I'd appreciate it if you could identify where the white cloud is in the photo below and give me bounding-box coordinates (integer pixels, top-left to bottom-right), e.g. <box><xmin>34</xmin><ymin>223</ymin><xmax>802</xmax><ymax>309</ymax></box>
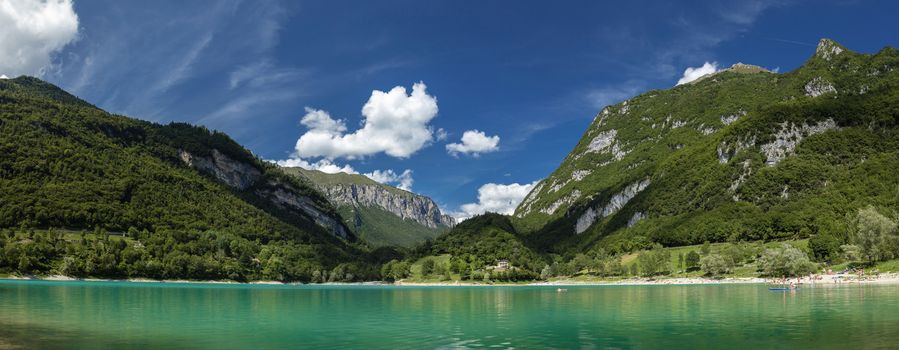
<box><xmin>275</xmin><ymin>158</ymin><xmax>356</xmax><ymax>174</ymax></box>
<box><xmin>300</xmin><ymin>107</ymin><xmax>347</xmax><ymax>135</ymax></box>
<box><xmin>453</xmin><ymin>181</ymin><xmax>538</xmax><ymax>220</ymax></box>
<box><xmin>446</xmin><ymin>130</ymin><xmax>500</xmax><ymax>157</ymax></box>
<box><xmin>0</xmin><ymin>0</ymin><xmax>79</xmax><ymax>77</ymax></box>
<box><xmin>435</xmin><ymin>128</ymin><xmax>448</xmax><ymax>141</ymax></box>
<box><xmin>0</xmin><ymin>75</ymin><xmax>8</xmax><ymax>79</ymax></box>
<box><xmin>676</xmin><ymin>62</ymin><xmax>719</xmax><ymax>85</ymax></box>
<box><xmin>364</xmin><ymin>169</ymin><xmax>413</xmax><ymax>191</ymax></box>
<box><xmin>293</xmin><ymin>82</ymin><xmax>439</xmax><ymax>160</ymax></box>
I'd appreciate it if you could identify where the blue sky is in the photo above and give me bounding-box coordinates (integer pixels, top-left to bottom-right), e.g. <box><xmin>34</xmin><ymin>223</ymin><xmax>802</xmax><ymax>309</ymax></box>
<box><xmin>3</xmin><ymin>0</ymin><xmax>898</xmax><ymax>218</ymax></box>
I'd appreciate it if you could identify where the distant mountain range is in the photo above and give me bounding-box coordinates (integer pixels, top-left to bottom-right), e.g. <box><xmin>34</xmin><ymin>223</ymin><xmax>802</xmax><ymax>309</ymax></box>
<box><xmin>283</xmin><ymin>167</ymin><xmax>454</xmax><ymax>248</ymax></box>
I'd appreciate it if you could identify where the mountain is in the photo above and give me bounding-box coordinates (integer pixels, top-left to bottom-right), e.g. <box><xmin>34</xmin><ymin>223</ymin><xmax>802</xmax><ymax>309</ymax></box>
<box><xmin>0</xmin><ymin>76</ymin><xmax>374</xmax><ymax>282</ymax></box>
<box><xmin>282</xmin><ymin>167</ymin><xmax>455</xmax><ymax>248</ymax></box>
<box><xmin>512</xmin><ymin>38</ymin><xmax>898</xmax><ymax>255</ymax></box>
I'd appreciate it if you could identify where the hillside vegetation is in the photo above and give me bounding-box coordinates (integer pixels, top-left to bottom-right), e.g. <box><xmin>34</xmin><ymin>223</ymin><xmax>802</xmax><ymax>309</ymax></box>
<box><xmin>514</xmin><ymin>39</ymin><xmax>898</xmax><ymax>255</ymax></box>
<box><xmin>405</xmin><ymin>39</ymin><xmax>899</xmax><ymax>282</ymax></box>
<box><xmin>0</xmin><ymin>76</ymin><xmax>377</xmax><ymax>282</ymax></box>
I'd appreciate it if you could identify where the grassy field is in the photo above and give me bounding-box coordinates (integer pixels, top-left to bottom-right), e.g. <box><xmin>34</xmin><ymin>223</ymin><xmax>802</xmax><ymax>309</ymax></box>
<box><xmin>406</xmin><ymin>254</ymin><xmax>456</xmax><ymax>282</ymax></box>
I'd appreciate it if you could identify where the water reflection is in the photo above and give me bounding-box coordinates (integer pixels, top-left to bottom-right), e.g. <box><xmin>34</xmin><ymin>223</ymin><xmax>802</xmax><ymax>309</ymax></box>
<box><xmin>0</xmin><ymin>281</ymin><xmax>898</xmax><ymax>349</ymax></box>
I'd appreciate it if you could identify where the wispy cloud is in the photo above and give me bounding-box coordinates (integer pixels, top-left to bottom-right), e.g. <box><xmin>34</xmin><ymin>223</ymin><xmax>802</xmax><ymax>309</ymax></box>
<box><xmin>591</xmin><ymin>0</ymin><xmax>785</xmax><ymax>86</ymax></box>
<box><xmin>583</xmin><ymin>84</ymin><xmax>643</xmax><ymax>109</ymax></box>
<box><xmin>152</xmin><ymin>33</ymin><xmax>214</xmax><ymax>94</ymax></box>
<box><xmin>50</xmin><ymin>0</ymin><xmax>291</xmax><ymax>122</ymax></box>
<box><xmin>765</xmin><ymin>37</ymin><xmax>817</xmax><ymax>47</ymax></box>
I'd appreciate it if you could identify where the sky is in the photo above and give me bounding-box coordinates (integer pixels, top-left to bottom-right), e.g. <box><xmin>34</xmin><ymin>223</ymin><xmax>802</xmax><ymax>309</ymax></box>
<box><xmin>2</xmin><ymin>0</ymin><xmax>898</xmax><ymax>219</ymax></box>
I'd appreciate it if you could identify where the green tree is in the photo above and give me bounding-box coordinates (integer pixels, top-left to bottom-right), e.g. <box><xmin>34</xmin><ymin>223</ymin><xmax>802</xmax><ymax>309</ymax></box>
<box><xmin>840</xmin><ymin>244</ymin><xmax>863</xmax><ymax>262</ymax></box>
<box><xmin>420</xmin><ymin>258</ymin><xmax>435</xmax><ymax>277</ymax></box>
<box><xmin>638</xmin><ymin>244</ymin><xmax>671</xmax><ymax>276</ymax></box>
<box><xmin>700</xmin><ymin>253</ymin><xmax>732</xmax><ymax>277</ymax></box>
<box><xmin>808</xmin><ymin>234</ymin><xmax>841</xmax><ymax>262</ymax></box>
<box><xmin>850</xmin><ymin>206</ymin><xmax>897</xmax><ymax>263</ymax></box>
<box><xmin>389</xmin><ymin>261</ymin><xmax>411</xmax><ymax>280</ymax></box>
<box><xmin>758</xmin><ymin>244</ymin><xmax>816</xmax><ymax>277</ymax></box>
<box><xmin>700</xmin><ymin>241</ymin><xmax>712</xmax><ymax>255</ymax></box>
<box><xmin>685</xmin><ymin>250</ymin><xmax>701</xmax><ymax>271</ymax></box>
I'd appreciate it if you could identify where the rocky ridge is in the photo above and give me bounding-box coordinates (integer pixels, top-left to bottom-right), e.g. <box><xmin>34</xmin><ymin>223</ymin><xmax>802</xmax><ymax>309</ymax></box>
<box><xmin>179</xmin><ymin>150</ymin><xmax>353</xmax><ymax>240</ymax></box>
<box><xmin>512</xmin><ymin>38</ymin><xmax>899</xmax><ymax>252</ymax></box>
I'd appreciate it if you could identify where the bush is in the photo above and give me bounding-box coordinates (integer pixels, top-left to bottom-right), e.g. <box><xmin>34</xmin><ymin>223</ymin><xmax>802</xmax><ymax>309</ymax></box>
<box><xmin>758</xmin><ymin>244</ymin><xmax>816</xmax><ymax>277</ymax></box>
<box><xmin>700</xmin><ymin>253</ymin><xmax>732</xmax><ymax>277</ymax></box>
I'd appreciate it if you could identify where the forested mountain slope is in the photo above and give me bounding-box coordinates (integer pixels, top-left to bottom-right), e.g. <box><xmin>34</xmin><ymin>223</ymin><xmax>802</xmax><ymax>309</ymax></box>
<box><xmin>513</xmin><ymin>39</ymin><xmax>898</xmax><ymax>255</ymax></box>
<box><xmin>283</xmin><ymin>167</ymin><xmax>454</xmax><ymax>248</ymax></box>
<box><xmin>0</xmin><ymin>76</ymin><xmax>372</xmax><ymax>282</ymax></box>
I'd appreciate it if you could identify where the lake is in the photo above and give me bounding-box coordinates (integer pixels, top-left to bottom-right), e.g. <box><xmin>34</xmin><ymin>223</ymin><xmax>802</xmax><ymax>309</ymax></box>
<box><xmin>1</xmin><ymin>280</ymin><xmax>898</xmax><ymax>349</ymax></box>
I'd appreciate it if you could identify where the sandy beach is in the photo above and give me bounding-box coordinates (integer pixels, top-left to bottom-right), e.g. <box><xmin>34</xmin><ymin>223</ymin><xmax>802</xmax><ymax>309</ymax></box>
<box><xmin>4</xmin><ymin>273</ymin><xmax>899</xmax><ymax>287</ymax></box>
<box><xmin>395</xmin><ymin>272</ymin><xmax>899</xmax><ymax>287</ymax></box>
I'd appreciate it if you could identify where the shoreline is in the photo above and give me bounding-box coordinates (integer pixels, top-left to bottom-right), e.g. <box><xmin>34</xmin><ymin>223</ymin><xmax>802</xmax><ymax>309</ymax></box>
<box><xmin>3</xmin><ymin>273</ymin><xmax>899</xmax><ymax>287</ymax></box>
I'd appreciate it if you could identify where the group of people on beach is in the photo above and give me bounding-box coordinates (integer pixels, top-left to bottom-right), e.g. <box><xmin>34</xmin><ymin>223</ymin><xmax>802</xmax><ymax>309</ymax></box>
<box><xmin>772</xmin><ymin>276</ymin><xmax>801</xmax><ymax>289</ymax></box>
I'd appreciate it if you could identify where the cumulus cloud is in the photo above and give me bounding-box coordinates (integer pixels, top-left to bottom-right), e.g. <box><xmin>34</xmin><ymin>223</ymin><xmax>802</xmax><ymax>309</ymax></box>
<box><xmin>275</xmin><ymin>158</ymin><xmax>356</xmax><ymax>175</ymax></box>
<box><xmin>0</xmin><ymin>0</ymin><xmax>79</xmax><ymax>77</ymax></box>
<box><xmin>364</xmin><ymin>169</ymin><xmax>413</xmax><ymax>191</ymax></box>
<box><xmin>446</xmin><ymin>130</ymin><xmax>500</xmax><ymax>157</ymax></box>
<box><xmin>676</xmin><ymin>62</ymin><xmax>719</xmax><ymax>85</ymax></box>
<box><xmin>293</xmin><ymin>82</ymin><xmax>439</xmax><ymax>160</ymax></box>
<box><xmin>452</xmin><ymin>181</ymin><xmax>538</xmax><ymax>220</ymax></box>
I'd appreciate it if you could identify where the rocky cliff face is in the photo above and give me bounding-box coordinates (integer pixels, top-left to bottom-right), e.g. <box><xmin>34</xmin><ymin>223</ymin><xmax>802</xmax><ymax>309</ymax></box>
<box><xmin>321</xmin><ymin>183</ymin><xmax>455</xmax><ymax>229</ymax></box>
<box><xmin>513</xmin><ymin>38</ymin><xmax>899</xmax><ymax>251</ymax></box>
<box><xmin>178</xmin><ymin>149</ymin><xmax>352</xmax><ymax>240</ymax></box>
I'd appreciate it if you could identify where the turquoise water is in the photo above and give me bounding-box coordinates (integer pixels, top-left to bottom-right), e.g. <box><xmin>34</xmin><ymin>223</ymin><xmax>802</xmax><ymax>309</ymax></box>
<box><xmin>1</xmin><ymin>280</ymin><xmax>898</xmax><ymax>349</ymax></box>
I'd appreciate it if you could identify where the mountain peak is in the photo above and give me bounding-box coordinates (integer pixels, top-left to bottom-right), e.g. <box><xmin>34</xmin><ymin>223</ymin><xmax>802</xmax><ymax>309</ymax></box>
<box><xmin>815</xmin><ymin>38</ymin><xmax>847</xmax><ymax>60</ymax></box>
<box><xmin>726</xmin><ymin>63</ymin><xmax>771</xmax><ymax>74</ymax></box>
<box><xmin>0</xmin><ymin>75</ymin><xmax>94</xmax><ymax>108</ymax></box>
